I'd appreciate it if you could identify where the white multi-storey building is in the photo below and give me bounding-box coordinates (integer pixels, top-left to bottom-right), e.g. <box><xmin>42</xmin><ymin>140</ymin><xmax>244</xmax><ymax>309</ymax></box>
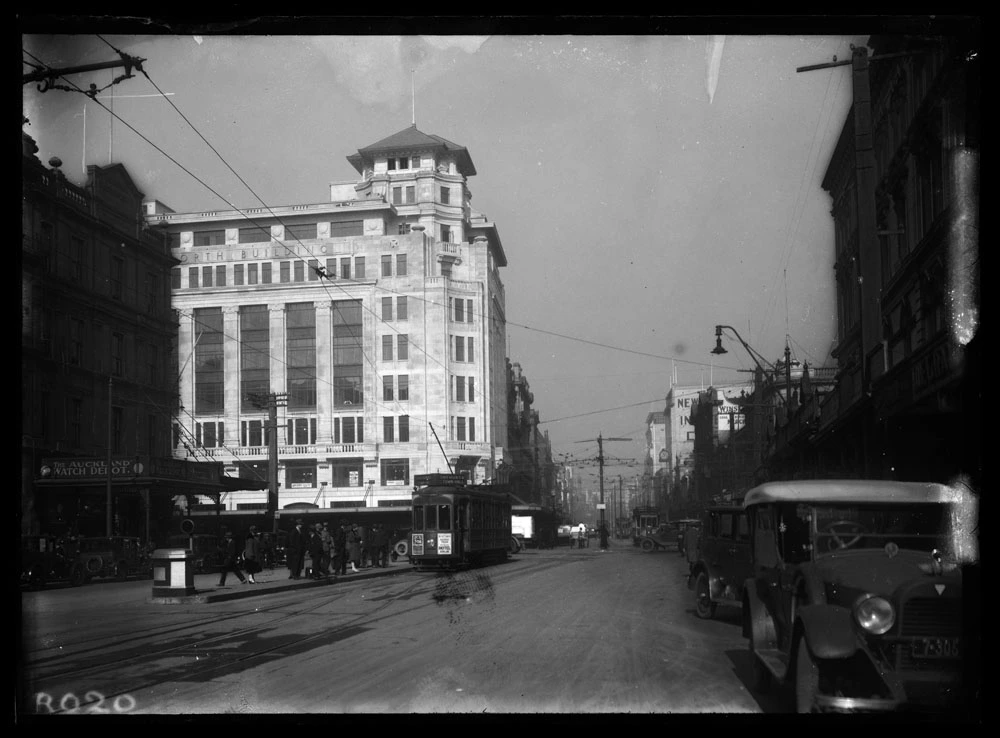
<box><xmin>145</xmin><ymin>125</ymin><xmax>509</xmax><ymax>513</ymax></box>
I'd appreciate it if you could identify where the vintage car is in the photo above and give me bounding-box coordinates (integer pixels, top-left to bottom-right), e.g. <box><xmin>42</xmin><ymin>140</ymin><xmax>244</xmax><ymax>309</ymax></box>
<box><xmin>638</xmin><ymin>522</ymin><xmax>679</xmax><ymax>552</ymax></box>
<box><xmin>741</xmin><ymin>480</ymin><xmax>968</xmax><ymax>714</ymax></box>
<box><xmin>687</xmin><ymin>506</ymin><xmax>751</xmax><ymax>618</ymax></box>
<box><xmin>674</xmin><ymin>518</ymin><xmax>703</xmax><ymax>558</ymax></box>
<box><xmin>71</xmin><ymin>536</ymin><xmax>150</xmax><ymax>585</ymax></box>
<box><xmin>21</xmin><ymin>535</ymin><xmax>77</xmax><ymax>588</ymax></box>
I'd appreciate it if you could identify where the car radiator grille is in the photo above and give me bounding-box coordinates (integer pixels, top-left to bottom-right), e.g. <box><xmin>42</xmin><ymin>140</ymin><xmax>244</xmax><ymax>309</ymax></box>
<box><xmin>893</xmin><ymin>596</ymin><xmax>963</xmax><ymax>673</ymax></box>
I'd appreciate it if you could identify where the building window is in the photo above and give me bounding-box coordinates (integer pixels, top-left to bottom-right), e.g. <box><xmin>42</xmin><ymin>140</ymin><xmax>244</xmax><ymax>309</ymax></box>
<box><xmin>262</xmin><ymin>262</ymin><xmax>272</xmax><ymax>284</ymax></box>
<box><xmin>410</xmin><ymin>156</ymin><xmax>420</xmax><ymax>169</ymax></box>
<box><xmin>398</xmin><ymin>375</ymin><xmax>409</xmax><ymax>401</ymax></box>
<box><xmin>382</xmin><ymin>254</ymin><xmax>392</xmax><ymax>277</ymax></box>
<box><xmin>171</xmin><ymin>267</ymin><xmax>181</xmax><ymax>290</ymax></box>
<box><xmin>382</xmin><ymin>296</ymin><xmax>393</xmax><ymax>321</ymax></box>
<box><xmin>234</xmin><ymin>264</ymin><xmax>245</xmax><ymax>285</ymax></box>
<box><xmin>112</xmin><ymin>407</ymin><xmax>124</xmax><ymax>453</ymax></box>
<box><xmin>188</xmin><ymin>267</ymin><xmax>199</xmax><ymax>288</ymax></box>
<box><xmin>325</xmin><ymin>258</ymin><xmax>337</xmax><ymax>279</ymax></box>
<box><xmin>454</xmin><ymin>335</ymin><xmax>465</xmax><ymax>362</ymax></box>
<box><xmin>396</xmin><ymin>253</ymin><xmax>407</xmax><ymax>276</ymax></box>
<box><xmin>467</xmin><ymin>337</ymin><xmax>474</xmax><ymax>363</ymax></box>
<box><xmin>441</xmin><ymin>224</ymin><xmax>451</xmax><ymax>243</ymax></box>
<box><xmin>294</xmin><ymin>261</ymin><xmax>304</xmax><ymax>282</ymax></box>
<box><xmin>334</xmin><ymin>416</ymin><xmax>364</xmax><ymax>444</ymax></box>
<box><xmin>454</xmin><ymin>299</ymin><xmax>465</xmax><ymax>322</ymax></box>
<box><xmin>354</xmin><ymin>256</ymin><xmax>365</xmax><ymax>279</ymax></box>
<box><xmin>455</xmin><ymin>375</ymin><xmax>465</xmax><ymax>402</ymax></box>
<box><xmin>468</xmin><ymin>377</ymin><xmax>475</xmax><ymax>402</ymax></box>
<box><xmin>329</xmin><ymin>220</ymin><xmax>363</xmax><ymax>238</ymax></box>
<box><xmin>240</xmin><ymin>305</ymin><xmax>270</xmax><ymax>412</ymax></box>
<box><xmin>280</xmin><ymin>261</ymin><xmax>290</xmax><ymax>283</ymax></box>
<box><xmin>202</xmin><ymin>266</ymin><xmax>213</xmax><ymax>288</ymax></box>
<box><xmin>286</xmin><ymin>302</ymin><xmax>316</xmax><ymax>409</ymax></box>
<box><xmin>380</xmin><ymin>458</ymin><xmax>410</xmax><ymax>486</ymax></box>
<box><xmin>405</xmin><ymin>186</ymin><xmax>415</xmax><ymax>204</ymax></box>
<box><xmin>308</xmin><ymin>259</ymin><xmax>319</xmax><ymax>281</ymax></box>
<box><xmin>239</xmin><ymin>226</ymin><xmax>270</xmax><ymax>244</ymax></box>
<box><xmin>110</xmin><ymin>257</ymin><xmax>124</xmax><ymax>299</ymax></box>
<box><xmin>147</xmin><ymin>344</ymin><xmax>158</xmax><ymax>385</ymax></box>
<box><xmin>384</xmin><ymin>416</ymin><xmax>395</xmax><ymax>443</ymax></box>
<box><xmin>392</xmin><ymin>187</ymin><xmax>402</xmax><ymax>205</ymax></box>
<box><xmin>399</xmin><ymin>415</ymin><xmax>410</xmax><ymax>442</ymax></box>
<box><xmin>333</xmin><ymin>300</ymin><xmax>363</xmax><ymax>407</ymax></box>
<box><xmin>70</xmin><ymin>236</ymin><xmax>86</xmax><ymax>282</ymax></box>
<box><xmin>286</xmin><ymin>461</ymin><xmax>317</xmax><ymax>489</ymax></box>
<box><xmin>383</xmin><ymin>375</ymin><xmax>394</xmax><ymax>401</ymax></box>
<box><xmin>70</xmin><ymin>319</ymin><xmax>83</xmax><ymax>366</ymax></box>
<box><xmin>382</xmin><ymin>335</ymin><xmax>393</xmax><ymax>361</ymax></box>
<box><xmin>69</xmin><ymin>398</ymin><xmax>82</xmax><ymax>447</ymax></box>
<box><xmin>398</xmin><ymin>222</ymin><xmax>412</xmax><ymax>235</ymax></box>
<box><xmin>441</xmin><ymin>186</ymin><xmax>450</xmax><ymax>205</ymax></box>
<box><xmin>194</xmin><ymin>308</ymin><xmax>224</xmax><ymax>413</ymax></box>
<box><xmin>215</xmin><ymin>265</ymin><xmax>226</xmax><ymax>287</ymax></box>
<box><xmin>287</xmin><ymin>417</ymin><xmax>316</xmax><ymax>445</ymax></box>
<box><xmin>194</xmin><ymin>230</ymin><xmax>225</xmax><ymax>247</ymax></box>
<box><xmin>248</xmin><ymin>263</ymin><xmax>258</xmax><ymax>285</ymax></box>
<box><xmin>111</xmin><ymin>332</ymin><xmax>124</xmax><ymax>377</ymax></box>
<box><xmin>397</xmin><ymin>296</ymin><xmax>408</xmax><ymax>321</ymax></box>
<box><xmin>397</xmin><ymin>335</ymin><xmax>408</xmax><ymax>361</ymax></box>
<box><xmin>469</xmin><ymin>418</ymin><xmax>475</xmax><ymax>442</ymax></box>
<box><xmin>457</xmin><ymin>417</ymin><xmax>466</xmax><ymax>441</ymax></box>
<box><xmin>285</xmin><ymin>223</ymin><xmax>316</xmax><ymax>241</ymax></box>
<box><xmin>242</xmin><ymin>419</ymin><xmax>264</xmax><ymax>447</ymax></box>
<box><xmin>387</xmin><ymin>158</ymin><xmax>396</xmax><ymax>171</ymax></box>
<box><xmin>330</xmin><ymin>458</ymin><xmax>363</xmax><ymax>486</ymax></box>
<box><xmin>340</xmin><ymin>258</ymin><xmax>351</xmax><ymax>280</ymax></box>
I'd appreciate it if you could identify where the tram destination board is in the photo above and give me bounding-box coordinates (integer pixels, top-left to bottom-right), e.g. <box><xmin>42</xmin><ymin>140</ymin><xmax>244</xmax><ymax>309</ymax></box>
<box><xmin>414</xmin><ymin>474</ymin><xmax>467</xmax><ymax>488</ymax></box>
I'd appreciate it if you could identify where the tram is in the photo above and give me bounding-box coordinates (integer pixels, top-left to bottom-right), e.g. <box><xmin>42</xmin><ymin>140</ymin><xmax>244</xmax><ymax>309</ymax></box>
<box><xmin>409</xmin><ymin>474</ymin><xmax>513</xmax><ymax>571</ymax></box>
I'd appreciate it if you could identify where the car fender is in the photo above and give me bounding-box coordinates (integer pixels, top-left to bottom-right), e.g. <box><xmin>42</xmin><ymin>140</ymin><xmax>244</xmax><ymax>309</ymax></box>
<box><xmin>743</xmin><ymin>578</ymin><xmax>777</xmax><ymax>647</ymax></box>
<box><xmin>797</xmin><ymin>604</ymin><xmax>857</xmax><ymax>659</ymax></box>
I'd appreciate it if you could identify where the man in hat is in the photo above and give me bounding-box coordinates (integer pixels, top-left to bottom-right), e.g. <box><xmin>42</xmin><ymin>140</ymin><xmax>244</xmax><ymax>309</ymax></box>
<box><xmin>218</xmin><ymin>530</ymin><xmax>247</xmax><ymax>586</ymax></box>
<box><xmin>332</xmin><ymin>520</ymin><xmax>348</xmax><ymax>576</ymax></box>
<box><xmin>286</xmin><ymin>518</ymin><xmax>306</xmax><ymax>579</ymax></box>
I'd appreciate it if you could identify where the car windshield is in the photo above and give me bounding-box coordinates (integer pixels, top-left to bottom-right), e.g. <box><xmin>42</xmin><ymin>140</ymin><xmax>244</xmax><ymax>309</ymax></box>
<box><xmin>807</xmin><ymin>503</ymin><xmax>952</xmax><ymax>556</ymax></box>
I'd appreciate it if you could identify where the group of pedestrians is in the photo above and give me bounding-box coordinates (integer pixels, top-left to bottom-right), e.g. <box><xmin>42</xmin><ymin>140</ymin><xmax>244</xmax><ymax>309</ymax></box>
<box><xmin>284</xmin><ymin>519</ymin><xmax>394</xmax><ymax>580</ymax></box>
<box><xmin>217</xmin><ymin>525</ymin><xmax>265</xmax><ymax>586</ymax></box>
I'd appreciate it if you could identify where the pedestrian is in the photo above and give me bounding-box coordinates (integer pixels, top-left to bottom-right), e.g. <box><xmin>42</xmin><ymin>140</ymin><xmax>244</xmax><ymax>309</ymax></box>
<box><xmin>346</xmin><ymin>523</ymin><xmax>362</xmax><ymax>573</ymax></box>
<box><xmin>218</xmin><ymin>530</ymin><xmax>247</xmax><ymax>586</ymax></box>
<box><xmin>308</xmin><ymin>523</ymin><xmax>325</xmax><ymax>579</ymax></box>
<box><xmin>372</xmin><ymin>523</ymin><xmax>389</xmax><ymax>567</ymax></box>
<box><xmin>320</xmin><ymin>523</ymin><xmax>333</xmax><ymax>574</ymax></box>
<box><xmin>243</xmin><ymin>526</ymin><xmax>262</xmax><ymax>584</ymax></box>
<box><xmin>333</xmin><ymin>520</ymin><xmax>348</xmax><ymax>575</ymax></box>
<box><xmin>286</xmin><ymin>519</ymin><xmax>306</xmax><ymax>579</ymax></box>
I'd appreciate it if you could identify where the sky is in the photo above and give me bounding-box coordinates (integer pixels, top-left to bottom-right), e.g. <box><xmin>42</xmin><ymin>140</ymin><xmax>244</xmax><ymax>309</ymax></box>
<box><xmin>22</xmin><ymin>24</ymin><xmax>875</xmax><ymax>491</ymax></box>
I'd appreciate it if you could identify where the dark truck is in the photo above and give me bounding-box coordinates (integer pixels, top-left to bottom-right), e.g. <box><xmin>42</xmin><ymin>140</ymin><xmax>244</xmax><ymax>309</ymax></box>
<box><xmin>687</xmin><ymin>506</ymin><xmax>751</xmax><ymax>619</ymax></box>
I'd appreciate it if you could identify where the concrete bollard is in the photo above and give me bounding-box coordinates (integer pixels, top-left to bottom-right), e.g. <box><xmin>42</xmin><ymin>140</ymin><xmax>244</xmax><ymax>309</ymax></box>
<box><xmin>151</xmin><ymin>548</ymin><xmax>195</xmax><ymax>597</ymax></box>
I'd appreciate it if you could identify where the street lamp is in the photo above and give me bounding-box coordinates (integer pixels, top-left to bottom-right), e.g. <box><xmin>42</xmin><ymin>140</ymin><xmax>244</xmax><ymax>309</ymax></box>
<box><xmin>711</xmin><ymin>325</ymin><xmax>776</xmax><ymax>377</ymax></box>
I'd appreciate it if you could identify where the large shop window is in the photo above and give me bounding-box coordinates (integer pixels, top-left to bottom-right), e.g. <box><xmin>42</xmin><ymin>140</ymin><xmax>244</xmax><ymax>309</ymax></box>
<box><xmin>286</xmin><ymin>461</ymin><xmax>317</xmax><ymax>489</ymax></box>
<box><xmin>380</xmin><ymin>458</ymin><xmax>410</xmax><ymax>486</ymax></box>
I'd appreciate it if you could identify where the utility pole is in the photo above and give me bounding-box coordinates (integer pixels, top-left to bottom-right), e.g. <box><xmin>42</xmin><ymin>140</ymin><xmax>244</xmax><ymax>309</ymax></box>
<box><xmin>577</xmin><ymin>433</ymin><xmax>631</xmax><ymax>550</ymax></box>
<box><xmin>106</xmin><ymin>377</ymin><xmax>113</xmax><ymax>537</ymax></box>
<box><xmin>251</xmin><ymin>392</ymin><xmax>287</xmax><ymax>535</ymax></box>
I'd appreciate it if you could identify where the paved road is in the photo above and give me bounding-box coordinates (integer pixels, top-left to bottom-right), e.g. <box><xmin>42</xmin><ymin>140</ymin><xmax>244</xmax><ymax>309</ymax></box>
<box><xmin>20</xmin><ymin>537</ymin><xmax>787</xmax><ymax>715</ymax></box>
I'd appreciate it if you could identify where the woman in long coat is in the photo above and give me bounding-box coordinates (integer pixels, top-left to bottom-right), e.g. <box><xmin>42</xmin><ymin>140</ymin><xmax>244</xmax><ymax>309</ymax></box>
<box><xmin>243</xmin><ymin>526</ymin><xmax>262</xmax><ymax>584</ymax></box>
<box><xmin>346</xmin><ymin>523</ymin><xmax>362</xmax><ymax>573</ymax></box>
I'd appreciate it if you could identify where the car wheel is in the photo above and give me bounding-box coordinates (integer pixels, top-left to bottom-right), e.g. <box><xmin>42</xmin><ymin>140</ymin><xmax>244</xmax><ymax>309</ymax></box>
<box><xmin>694</xmin><ymin>572</ymin><xmax>717</xmax><ymax>619</ymax></box>
<box><xmin>70</xmin><ymin>565</ymin><xmax>86</xmax><ymax>587</ymax></box>
<box><xmin>85</xmin><ymin>556</ymin><xmax>103</xmax><ymax>574</ymax></box>
<box><xmin>795</xmin><ymin>638</ymin><xmax>820</xmax><ymax>714</ymax></box>
<box><xmin>394</xmin><ymin>540</ymin><xmax>409</xmax><ymax>558</ymax></box>
<box><xmin>640</xmin><ymin>539</ymin><xmax>655</xmax><ymax>552</ymax></box>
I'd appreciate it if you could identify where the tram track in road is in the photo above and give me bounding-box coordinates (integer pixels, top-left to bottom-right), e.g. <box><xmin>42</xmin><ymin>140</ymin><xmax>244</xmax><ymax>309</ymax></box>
<box><xmin>26</xmin><ymin>574</ymin><xmax>438</xmax><ymax>713</ymax></box>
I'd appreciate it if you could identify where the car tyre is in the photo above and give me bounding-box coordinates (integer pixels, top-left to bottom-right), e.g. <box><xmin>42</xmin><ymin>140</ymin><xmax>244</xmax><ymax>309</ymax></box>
<box><xmin>640</xmin><ymin>538</ymin><xmax>655</xmax><ymax>552</ymax></box>
<box><xmin>694</xmin><ymin>572</ymin><xmax>717</xmax><ymax>619</ymax></box>
<box><xmin>394</xmin><ymin>540</ymin><xmax>409</xmax><ymax>558</ymax></box>
<box><xmin>794</xmin><ymin>637</ymin><xmax>820</xmax><ymax>714</ymax></box>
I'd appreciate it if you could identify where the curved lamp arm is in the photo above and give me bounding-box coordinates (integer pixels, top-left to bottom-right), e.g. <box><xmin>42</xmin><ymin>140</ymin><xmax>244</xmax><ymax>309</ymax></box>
<box><xmin>711</xmin><ymin>325</ymin><xmax>776</xmax><ymax>377</ymax></box>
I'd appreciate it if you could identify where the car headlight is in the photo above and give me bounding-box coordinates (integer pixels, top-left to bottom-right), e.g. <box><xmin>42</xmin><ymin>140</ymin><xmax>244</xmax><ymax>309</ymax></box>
<box><xmin>854</xmin><ymin>595</ymin><xmax>895</xmax><ymax>635</ymax></box>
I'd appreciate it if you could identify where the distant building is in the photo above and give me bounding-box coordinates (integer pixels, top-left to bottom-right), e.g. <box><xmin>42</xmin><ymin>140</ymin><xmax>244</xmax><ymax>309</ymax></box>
<box><xmin>148</xmin><ymin>125</ymin><xmax>511</xmax><ymax>513</ymax></box>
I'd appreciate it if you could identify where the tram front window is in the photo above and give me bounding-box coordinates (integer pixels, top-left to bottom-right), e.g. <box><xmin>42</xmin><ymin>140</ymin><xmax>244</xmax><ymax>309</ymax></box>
<box><xmin>413</xmin><ymin>504</ymin><xmax>424</xmax><ymax>529</ymax></box>
<box><xmin>438</xmin><ymin>505</ymin><xmax>452</xmax><ymax>531</ymax></box>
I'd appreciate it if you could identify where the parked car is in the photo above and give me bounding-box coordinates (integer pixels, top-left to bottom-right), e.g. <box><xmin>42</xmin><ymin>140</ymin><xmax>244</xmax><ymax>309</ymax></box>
<box><xmin>20</xmin><ymin>535</ymin><xmax>77</xmax><ymax>588</ymax></box>
<box><xmin>687</xmin><ymin>506</ymin><xmax>751</xmax><ymax>619</ymax></box>
<box><xmin>638</xmin><ymin>522</ymin><xmax>678</xmax><ymax>552</ymax></box>
<box><xmin>741</xmin><ymin>480</ymin><xmax>967</xmax><ymax>714</ymax></box>
<box><xmin>70</xmin><ymin>536</ymin><xmax>150</xmax><ymax>585</ymax></box>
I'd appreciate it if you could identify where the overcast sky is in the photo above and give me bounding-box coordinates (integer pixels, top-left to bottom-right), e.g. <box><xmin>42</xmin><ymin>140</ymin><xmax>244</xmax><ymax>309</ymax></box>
<box><xmin>23</xmin><ymin>26</ymin><xmax>875</xmax><ymax>487</ymax></box>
